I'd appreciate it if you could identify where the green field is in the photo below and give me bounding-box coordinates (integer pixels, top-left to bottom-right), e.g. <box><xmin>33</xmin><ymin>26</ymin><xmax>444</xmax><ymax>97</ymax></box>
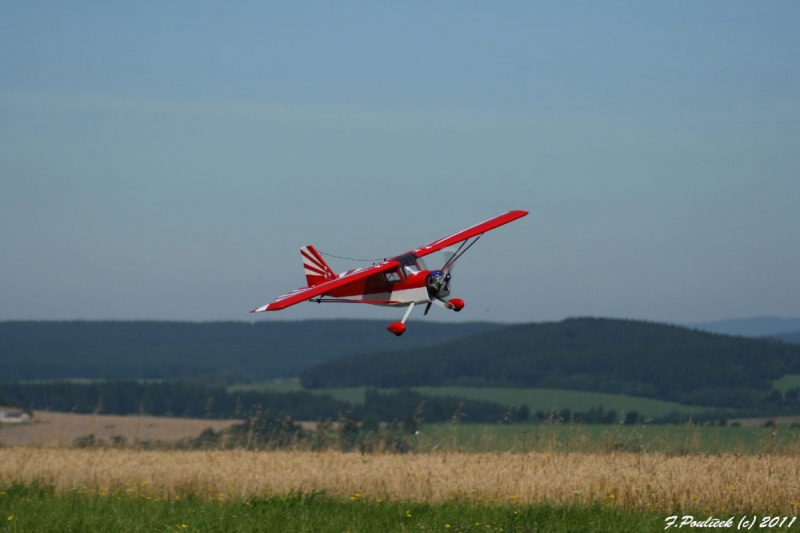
<box><xmin>231</xmin><ymin>379</ymin><xmax>710</xmax><ymax>418</ymax></box>
<box><xmin>773</xmin><ymin>374</ymin><xmax>800</xmax><ymax>393</ymax></box>
<box><xmin>413</xmin><ymin>422</ymin><xmax>800</xmax><ymax>455</ymax></box>
<box><xmin>0</xmin><ymin>484</ymin><xmax>728</xmax><ymax>533</ymax></box>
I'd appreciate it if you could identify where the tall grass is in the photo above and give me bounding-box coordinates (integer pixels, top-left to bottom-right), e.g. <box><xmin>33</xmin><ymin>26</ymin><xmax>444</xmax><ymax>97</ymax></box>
<box><xmin>2</xmin><ymin>447</ymin><xmax>799</xmax><ymax>514</ymax></box>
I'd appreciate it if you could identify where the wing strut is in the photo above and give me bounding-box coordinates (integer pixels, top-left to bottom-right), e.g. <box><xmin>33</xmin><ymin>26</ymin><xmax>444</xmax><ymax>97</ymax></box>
<box><xmin>442</xmin><ymin>234</ymin><xmax>482</xmax><ymax>272</ymax></box>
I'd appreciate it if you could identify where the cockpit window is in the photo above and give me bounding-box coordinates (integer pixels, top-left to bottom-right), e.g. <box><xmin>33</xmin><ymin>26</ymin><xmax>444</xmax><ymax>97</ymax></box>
<box><xmin>404</xmin><ymin>264</ymin><xmax>420</xmax><ymax>275</ymax></box>
<box><xmin>404</xmin><ymin>257</ymin><xmax>428</xmax><ymax>276</ymax></box>
<box><xmin>385</xmin><ymin>271</ymin><xmax>401</xmax><ymax>284</ymax></box>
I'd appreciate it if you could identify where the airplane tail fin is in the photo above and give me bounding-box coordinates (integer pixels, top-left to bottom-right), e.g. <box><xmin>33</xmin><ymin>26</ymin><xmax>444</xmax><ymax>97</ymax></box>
<box><xmin>301</xmin><ymin>245</ymin><xmax>337</xmax><ymax>287</ymax></box>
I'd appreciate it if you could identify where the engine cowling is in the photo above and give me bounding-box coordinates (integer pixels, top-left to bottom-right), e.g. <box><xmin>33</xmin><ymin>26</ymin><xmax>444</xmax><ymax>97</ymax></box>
<box><xmin>426</xmin><ymin>270</ymin><xmax>451</xmax><ymax>299</ymax></box>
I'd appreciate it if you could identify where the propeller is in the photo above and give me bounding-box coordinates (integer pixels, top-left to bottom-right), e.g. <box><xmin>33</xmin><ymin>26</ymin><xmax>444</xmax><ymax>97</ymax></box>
<box><xmin>425</xmin><ymin>247</ymin><xmax>458</xmax><ymax>316</ymax></box>
<box><xmin>425</xmin><ymin>298</ymin><xmax>454</xmax><ymax>315</ymax></box>
<box><xmin>441</xmin><ymin>246</ymin><xmax>460</xmax><ymax>292</ymax></box>
<box><xmin>441</xmin><ymin>246</ymin><xmax>458</xmax><ymax>273</ymax></box>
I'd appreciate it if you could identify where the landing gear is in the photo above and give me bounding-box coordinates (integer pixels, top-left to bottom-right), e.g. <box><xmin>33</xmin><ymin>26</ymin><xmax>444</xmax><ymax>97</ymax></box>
<box><xmin>386</xmin><ymin>302</ymin><xmax>416</xmax><ymax>336</ymax></box>
<box><xmin>448</xmin><ymin>298</ymin><xmax>465</xmax><ymax>312</ymax></box>
<box><xmin>387</xmin><ymin>298</ymin><xmax>466</xmax><ymax>336</ymax></box>
<box><xmin>387</xmin><ymin>322</ymin><xmax>406</xmax><ymax>336</ymax></box>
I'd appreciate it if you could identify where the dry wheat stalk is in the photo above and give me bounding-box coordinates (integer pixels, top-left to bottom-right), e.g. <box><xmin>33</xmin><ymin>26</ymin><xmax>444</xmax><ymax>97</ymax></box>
<box><xmin>1</xmin><ymin>448</ymin><xmax>799</xmax><ymax>514</ymax></box>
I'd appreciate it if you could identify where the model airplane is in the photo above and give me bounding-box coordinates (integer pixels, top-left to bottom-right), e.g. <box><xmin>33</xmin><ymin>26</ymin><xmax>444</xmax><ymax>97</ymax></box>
<box><xmin>251</xmin><ymin>210</ymin><xmax>528</xmax><ymax>335</ymax></box>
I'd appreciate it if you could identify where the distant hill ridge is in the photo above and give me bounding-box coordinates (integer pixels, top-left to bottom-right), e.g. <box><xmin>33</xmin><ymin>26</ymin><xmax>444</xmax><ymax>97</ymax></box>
<box><xmin>686</xmin><ymin>316</ymin><xmax>800</xmax><ymax>338</ymax></box>
<box><xmin>300</xmin><ymin>317</ymin><xmax>800</xmax><ymax>407</ymax></box>
<box><xmin>773</xmin><ymin>332</ymin><xmax>800</xmax><ymax>344</ymax></box>
<box><xmin>0</xmin><ymin>320</ymin><xmax>501</xmax><ymax>381</ymax></box>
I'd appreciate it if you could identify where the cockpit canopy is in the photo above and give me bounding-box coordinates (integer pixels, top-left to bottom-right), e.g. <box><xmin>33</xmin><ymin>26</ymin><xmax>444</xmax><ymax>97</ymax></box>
<box><xmin>396</xmin><ymin>252</ymin><xmax>428</xmax><ymax>275</ymax></box>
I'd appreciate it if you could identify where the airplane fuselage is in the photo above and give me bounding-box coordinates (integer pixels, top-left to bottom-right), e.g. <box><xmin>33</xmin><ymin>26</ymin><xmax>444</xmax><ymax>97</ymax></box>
<box><xmin>326</xmin><ymin>256</ymin><xmax>437</xmax><ymax>307</ymax></box>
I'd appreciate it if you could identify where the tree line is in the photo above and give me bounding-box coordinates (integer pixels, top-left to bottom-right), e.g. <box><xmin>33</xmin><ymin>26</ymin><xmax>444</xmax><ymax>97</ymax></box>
<box><xmin>0</xmin><ymin>380</ymin><xmax>522</xmax><ymax>424</ymax></box>
<box><xmin>0</xmin><ymin>379</ymin><xmax>760</xmax><ymax>426</ymax></box>
<box><xmin>0</xmin><ymin>380</ymin><xmax>800</xmax><ymax>426</ymax></box>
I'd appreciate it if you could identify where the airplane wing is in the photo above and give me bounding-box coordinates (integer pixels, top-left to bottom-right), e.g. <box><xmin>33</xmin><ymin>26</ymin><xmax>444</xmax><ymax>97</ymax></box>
<box><xmin>407</xmin><ymin>210</ymin><xmax>528</xmax><ymax>260</ymax></box>
<box><xmin>251</xmin><ymin>259</ymin><xmax>401</xmax><ymax>312</ymax></box>
<box><xmin>253</xmin><ymin>210</ymin><xmax>527</xmax><ymax>312</ymax></box>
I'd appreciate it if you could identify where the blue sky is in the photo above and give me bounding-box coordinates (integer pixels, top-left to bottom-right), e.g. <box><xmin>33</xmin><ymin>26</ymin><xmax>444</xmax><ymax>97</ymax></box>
<box><xmin>1</xmin><ymin>2</ymin><xmax>798</xmax><ymax>323</ymax></box>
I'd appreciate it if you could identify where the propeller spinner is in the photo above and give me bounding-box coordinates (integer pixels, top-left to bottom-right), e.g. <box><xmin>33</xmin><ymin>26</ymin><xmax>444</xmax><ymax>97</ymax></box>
<box><xmin>424</xmin><ymin>248</ymin><xmax>460</xmax><ymax>315</ymax></box>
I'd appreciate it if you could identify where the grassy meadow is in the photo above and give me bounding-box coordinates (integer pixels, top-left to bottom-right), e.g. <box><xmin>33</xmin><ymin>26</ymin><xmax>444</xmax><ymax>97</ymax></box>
<box><xmin>2</xmin><ymin>447</ymin><xmax>800</xmax><ymax>532</ymax></box>
<box><xmin>4</xmin><ymin>391</ymin><xmax>800</xmax><ymax>532</ymax></box>
<box><xmin>3</xmin><ymin>421</ymin><xmax>800</xmax><ymax>532</ymax></box>
<box><xmin>0</xmin><ymin>484</ymin><xmax>671</xmax><ymax>533</ymax></box>
<box><xmin>3</xmin><ymin>447</ymin><xmax>800</xmax><ymax>512</ymax></box>
<box><xmin>774</xmin><ymin>374</ymin><xmax>800</xmax><ymax>393</ymax></box>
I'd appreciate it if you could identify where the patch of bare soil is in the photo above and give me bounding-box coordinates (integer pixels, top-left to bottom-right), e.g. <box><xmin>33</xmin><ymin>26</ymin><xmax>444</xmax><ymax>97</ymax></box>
<box><xmin>0</xmin><ymin>408</ymin><xmax>237</xmax><ymax>447</ymax></box>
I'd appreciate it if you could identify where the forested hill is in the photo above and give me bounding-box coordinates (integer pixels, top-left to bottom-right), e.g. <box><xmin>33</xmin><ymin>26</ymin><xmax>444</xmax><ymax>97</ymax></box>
<box><xmin>300</xmin><ymin>318</ymin><xmax>800</xmax><ymax>407</ymax></box>
<box><xmin>773</xmin><ymin>331</ymin><xmax>800</xmax><ymax>344</ymax></box>
<box><xmin>0</xmin><ymin>320</ymin><xmax>501</xmax><ymax>381</ymax></box>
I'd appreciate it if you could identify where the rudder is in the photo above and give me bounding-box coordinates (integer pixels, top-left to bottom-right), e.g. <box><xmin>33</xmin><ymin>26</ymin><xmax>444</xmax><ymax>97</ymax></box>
<box><xmin>301</xmin><ymin>245</ymin><xmax>336</xmax><ymax>286</ymax></box>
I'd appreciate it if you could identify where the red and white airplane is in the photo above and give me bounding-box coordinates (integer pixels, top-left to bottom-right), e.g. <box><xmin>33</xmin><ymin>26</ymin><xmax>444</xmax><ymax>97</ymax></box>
<box><xmin>251</xmin><ymin>210</ymin><xmax>528</xmax><ymax>335</ymax></box>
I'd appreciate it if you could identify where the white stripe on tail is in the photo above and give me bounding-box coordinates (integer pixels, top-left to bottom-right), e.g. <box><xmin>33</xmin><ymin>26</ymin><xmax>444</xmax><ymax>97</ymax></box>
<box><xmin>301</xmin><ymin>245</ymin><xmax>336</xmax><ymax>287</ymax></box>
